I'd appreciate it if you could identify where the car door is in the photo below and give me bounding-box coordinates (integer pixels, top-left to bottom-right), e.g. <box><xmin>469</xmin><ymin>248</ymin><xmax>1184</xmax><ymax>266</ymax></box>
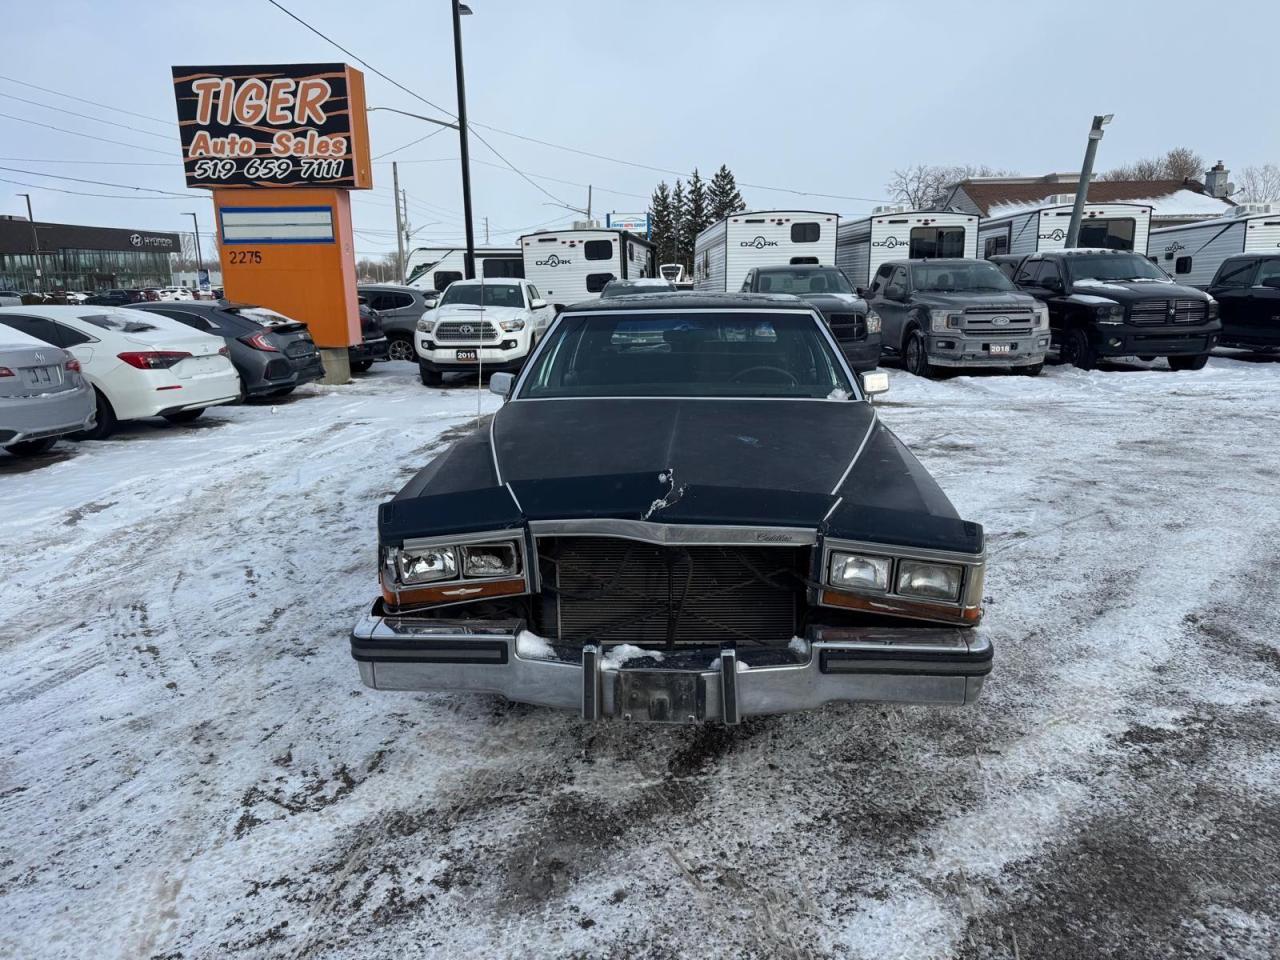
<box><xmin>1246</xmin><ymin>258</ymin><xmax>1280</xmax><ymax>345</ymax></box>
<box><xmin>1208</xmin><ymin>258</ymin><xmax>1257</xmax><ymax>343</ymax></box>
<box><xmin>875</xmin><ymin>265</ymin><xmax>911</xmax><ymax>352</ymax></box>
<box><xmin>524</xmin><ymin>283</ymin><xmax>551</xmax><ymax>337</ymax></box>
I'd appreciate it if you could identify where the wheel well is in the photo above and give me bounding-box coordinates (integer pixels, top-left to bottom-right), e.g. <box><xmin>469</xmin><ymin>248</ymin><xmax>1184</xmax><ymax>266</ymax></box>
<box><xmin>901</xmin><ymin>316</ymin><xmax>923</xmax><ymax>353</ymax></box>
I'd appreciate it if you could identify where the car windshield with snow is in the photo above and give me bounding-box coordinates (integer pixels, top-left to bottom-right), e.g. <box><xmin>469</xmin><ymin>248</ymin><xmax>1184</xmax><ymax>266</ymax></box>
<box><xmin>352</xmin><ymin>292</ymin><xmax>991</xmax><ymax>724</ymax></box>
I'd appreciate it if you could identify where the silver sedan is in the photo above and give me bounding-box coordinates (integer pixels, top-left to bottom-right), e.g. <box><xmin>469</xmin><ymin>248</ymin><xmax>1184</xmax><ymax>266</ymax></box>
<box><xmin>0</xmin><ymin>328</ymin><xmax>95</xmax><ymax>456</ymax></box>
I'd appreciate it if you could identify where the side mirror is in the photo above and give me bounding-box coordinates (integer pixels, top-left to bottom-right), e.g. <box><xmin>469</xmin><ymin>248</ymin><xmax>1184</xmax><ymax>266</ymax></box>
<box><xmin>488</xmin><ymin>371</ymin><xmax>515</xmax><ymax>399</ymax></box>
<box><xmin>855</xmin><ymin>286</ymin><xmax>868</xmax><ymax>298</ymax></box>
<box><xmin>1042</xmin><ymin>277</ymin><xmax>1063</xmax><ymax>292</ymax></box>
<box><xmin>424</xmin><ymin>298</ymin><xmax>438</xmax><ymax>309</ymax></box>
<box><xmin>884</xmin><ymin>284</ymin><xmax>905</xmax><ymax>301</ymax></box>
<box><xmin>860</xmin><ymin>370</ymin><xmax>890</xmax><ymax>398</ymax></box>
<box><xmin>530</xmin><ymin>298</ymin><xmax>548</xmax><ymax>309</ymax></box>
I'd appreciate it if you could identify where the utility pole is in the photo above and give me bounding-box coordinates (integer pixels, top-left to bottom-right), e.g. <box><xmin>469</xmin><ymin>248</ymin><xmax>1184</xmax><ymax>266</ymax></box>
<box><xmin>452</xmin><ymin>0</ymin><xmax>477</xmax><ymax>279</ymax></box>
<box><xmin>484</xmin><ymin>216</ymin><xmax>489</xmax><ymax>245</ymax></box>
<box><xmin>182</xmin><ymin>211</ymin><xmax>205</xmax><ymax>295</ymax></box>
<box><xmin>392</xmin><ymin>161</ymin><xmax>406</xmax><ymax>283</ymax></box>
<box><xmin>1065</xmin><ymin>114</ymin><xmax>1114</xmax><ymax>249</ymax></box>
<box><xmin>587</xmin><ymin>184</ymin><xmax>592</xmax><ymax>224</ymax></box>
<box><xmin>18</xmin><ymin>193</ymin><xmax>40</xmax><ymax>292</ymax></box>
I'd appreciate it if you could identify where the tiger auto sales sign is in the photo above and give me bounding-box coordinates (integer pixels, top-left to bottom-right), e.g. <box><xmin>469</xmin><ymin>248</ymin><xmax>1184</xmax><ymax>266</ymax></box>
<box><xmin>171</xmin><ymin>63</ymin><xmax>373</xmax><ymax>189</ymax></box>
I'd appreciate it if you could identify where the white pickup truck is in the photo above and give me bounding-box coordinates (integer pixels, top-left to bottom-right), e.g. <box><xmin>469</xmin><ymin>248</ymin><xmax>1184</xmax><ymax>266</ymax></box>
<box><xmin>414</xmin><ymin>278</ymin><xmax>554</xmax><ymax>386</ymax></box>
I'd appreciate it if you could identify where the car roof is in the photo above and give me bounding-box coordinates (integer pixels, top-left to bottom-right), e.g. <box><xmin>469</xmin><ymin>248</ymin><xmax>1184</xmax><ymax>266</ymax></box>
<box><xmin>357</xmin><ymin>283</ymin><xmax>422</xmax><ymax>292</ymax></box>
<box><xmin>445</xmin><ymin>278</ymin><xmax>524</xmax><ymax>286</ymax></box>
<box><xmin>755</xmin><ymin>264</ymin><xmax>838</xmax><ymax>272</ymax></box>
<box><xmin>562</xmin><ymin>292</ymin><xmax>808</xmax><ymax>314</ymax></box>
<box><xmin>880</xmin><ymin>258</ymin><xmax>985</xmax><ymax>268</ymax></box>
<box><xmin>1031</xmin><ymin>248</ymin><xmax>1133</xmax><ymax>258</ymax></box>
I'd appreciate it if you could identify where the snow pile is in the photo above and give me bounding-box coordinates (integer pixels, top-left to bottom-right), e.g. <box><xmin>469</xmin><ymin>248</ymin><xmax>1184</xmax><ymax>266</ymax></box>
<box><xmin>515</xmin><ymin>630</ymin><xmax>556</xmax><ymax>660</ymax></box>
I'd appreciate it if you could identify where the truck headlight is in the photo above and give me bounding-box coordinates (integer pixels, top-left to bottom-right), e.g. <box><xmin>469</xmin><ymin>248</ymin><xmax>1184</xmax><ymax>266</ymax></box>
<box><xmin>1095</xmin><ymin>304</ymin><xmax>1124</xmax><ymax>324</ymax></box>
<box><xmin>929</xmin><ymin>309</ymin><xmax>950</xmax><ymax>332</ymax></box>
<box><xmin>416</xmin><ymin>317</ymin><xmax>435</xmax><ymax>333</ymax></box>
<box><xmin>828</xmin><ymin>551</ymin><xmax>891</xmax><ymax>592</ymax></box>
<box><xmin>865</xmin><ymin>310</ymin><xmax>882</xmax><ymax>334</ymax></box>
<box><xmin>396</xmin><ymin>545</ymin><xmax>457</xmax><ymax>584</ymax></box>
<box><xmin>499</xmin><ymin>317</ymin><xmax>527</xmax><ymax>332</ymax></box>
<box><xmin>1207</xmin><ymin>300</ymin><xmax>1219</xmax><ymax>321</ymax></box>
<box><xmin>896</xmin><ymin>560</ymin><xmax>963</xmax><ymax>601</ymax></box>
<box><xmin>461</xmin><ymin>541</ymin><xmax>522</xmax><ymax>578</ymax></box>
<box><xmin>1036</xmin><ymin>305</ymin><xmax>1050</xmax><ymax>329</ymax></box>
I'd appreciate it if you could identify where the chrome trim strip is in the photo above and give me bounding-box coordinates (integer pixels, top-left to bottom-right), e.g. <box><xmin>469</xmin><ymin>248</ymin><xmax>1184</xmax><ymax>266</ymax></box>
<box><xmin>489</xmin><ymin>414</ymin><xmax>502</xmax><ymax>484</ymax></box>
<box><xmin>826</xmin><ymin>410</ymin><xmax>879</xmax><ymax>502</ymax></box>
<box><xmin>528</xmin><ymin>518</ymin><xmax>817</xmax><ymax>546</ymax></box>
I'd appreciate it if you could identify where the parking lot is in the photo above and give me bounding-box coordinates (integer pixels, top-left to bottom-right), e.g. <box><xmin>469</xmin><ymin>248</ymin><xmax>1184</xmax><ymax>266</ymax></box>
<box><xmin>1</xmin><ymin>353</ymin><xmax>1277</xmax><ymax>959</ymax></box>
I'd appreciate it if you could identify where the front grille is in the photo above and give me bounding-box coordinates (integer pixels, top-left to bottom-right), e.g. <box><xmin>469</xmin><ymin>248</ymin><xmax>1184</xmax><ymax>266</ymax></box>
<box><xmin>1129</xmin><ymin>300</ymin><xmax>1169</xmax><ymax>324</ymax></box>
<box><xmin>962</xmin><ymin>315</ymin><xmax>1035</xmax><ymax>336</ymax></box>
<box><xmin>1173</xmin><ymin>299</ymin><xmax>1207</xmax><ymax>323</ymax></box>
<box><xmin>435</xmin><ymin>320</ymin><xmax>499</xmax><ymax>343</ymax></box>
<box><xmin>827</xmin><ymin>312</ymin><xmax>866</xmax><ymax>340</ymax></box>
<box><xmin>536</xmin><ymin>537</ymin><xmax>807</xmax><ymax>646</ymax></box>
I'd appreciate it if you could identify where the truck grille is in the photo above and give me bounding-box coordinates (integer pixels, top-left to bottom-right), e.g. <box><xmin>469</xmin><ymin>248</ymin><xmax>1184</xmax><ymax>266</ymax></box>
<box><xmin>1173</xmin><ymin>299</ymin><xmax>1207</xmax><ymax>323</ymax></box>
<box><xmin>827</xmin><ymin>312</ymin><xmax>866</xmax><ymax>341</ymax></box>
<box><xmin>1129</xmin><ymin>301</ymin><xmax>1170</xmax><ymax>324</ymax></box>
<box><xmin>435</xmin><ymin>320</ymin><xmax>499</xmax><ymax>343</ymax></box>
<box><xmin>962</xmin><ymin>311</ymin><xmax>1036</xmax><ymax>336</ymax></box>
<box><xmin>536</xmin><ymin>537</ymin><xmax>807</xmax><ymax>647</ymax></box>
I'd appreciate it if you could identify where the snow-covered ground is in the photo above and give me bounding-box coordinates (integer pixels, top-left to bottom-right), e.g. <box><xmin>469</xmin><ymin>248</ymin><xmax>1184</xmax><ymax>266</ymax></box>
<box><xmin>3</xmin><ymin>354</ymin><xmax>1279</xmax><ymax>960</ymax></box>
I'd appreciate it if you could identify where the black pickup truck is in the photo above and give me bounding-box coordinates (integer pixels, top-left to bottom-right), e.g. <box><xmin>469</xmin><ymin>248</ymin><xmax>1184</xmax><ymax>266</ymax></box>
<box><xmin>1206</xmin><ymin>254</ymin><xmax>1280</xmax><ymax>351</ymax></box>
<box><xmin>1007</xmin><ymin>249</ymin><xmax>1220</xmax><ymax>370</ymax></box>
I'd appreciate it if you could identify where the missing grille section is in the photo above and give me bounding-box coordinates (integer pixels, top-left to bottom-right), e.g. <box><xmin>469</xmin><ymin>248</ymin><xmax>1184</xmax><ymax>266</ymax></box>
<box><xmin>536</xmin><ymin>536</ymin><xmax>808</xmax><ymax>647</ymax></box>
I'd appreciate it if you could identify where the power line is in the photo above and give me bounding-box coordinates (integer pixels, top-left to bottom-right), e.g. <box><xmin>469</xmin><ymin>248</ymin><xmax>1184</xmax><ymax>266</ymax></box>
<box><xmin>0</xmin><ymin>92</ymin><xmax>175</xmax><ymax>142</ymax></box>
<box><xmin>373</xmin><ymin>125</ymin><xmax>447</xmax><ymax>160</ymax></box>
<box><xmin>0</xmin><ymin>165</ymin><xmax>192</xmax><ymax>197</ymax></box>
<box><xmin>0</xmin><ymin>73</ymin><xmax>172</xmax><ymax>127</ymax></box>
<box><xmin>0</xmin><ymin>112</ymin><xmax>173</xmax><ymax>156</ymax></box>
<box><xmin>0</xmin><ymin>175</ymin><xmax>187</xmax><ymax>201</ymax></box>
<box><xmin>0</xmin><ymin>157</ymin><xmax>173</xmax><ymax>166</ymax></box>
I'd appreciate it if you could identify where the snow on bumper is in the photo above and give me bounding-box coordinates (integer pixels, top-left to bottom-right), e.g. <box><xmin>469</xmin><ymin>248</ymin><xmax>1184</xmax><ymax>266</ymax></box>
<box><xmin>350</xmin><ymin>611</ymin><xmax>992</xmax><ymax>723</ymax></box>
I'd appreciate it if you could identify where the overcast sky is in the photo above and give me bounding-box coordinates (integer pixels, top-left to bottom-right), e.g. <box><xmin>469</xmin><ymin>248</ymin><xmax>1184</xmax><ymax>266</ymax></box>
<box><xmin>3</xmin><ymin>0</ymin><xmax>1276</xmax><ymax>262</ymax></box>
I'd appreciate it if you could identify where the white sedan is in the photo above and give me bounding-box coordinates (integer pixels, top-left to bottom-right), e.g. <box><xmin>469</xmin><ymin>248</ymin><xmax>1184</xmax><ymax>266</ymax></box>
<box><xmin>0</xmin><ymin>306</ymin><xmax>240</xmax><ymax>438</ymax></box>
<box><xmin>159</xmin><ymin>287</ymin><xmax>195</xmax><ymax>302</ymax></box>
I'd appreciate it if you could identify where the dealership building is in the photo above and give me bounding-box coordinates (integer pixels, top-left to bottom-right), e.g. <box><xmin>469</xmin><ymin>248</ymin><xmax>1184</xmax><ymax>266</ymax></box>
<box><xmin>0</xmin><ymin>216</ymin><xmax>179</xmax><ymax>293</ymax></box>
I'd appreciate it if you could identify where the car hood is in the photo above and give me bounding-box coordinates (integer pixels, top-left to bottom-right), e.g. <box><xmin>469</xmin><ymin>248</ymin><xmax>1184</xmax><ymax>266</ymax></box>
<box><xmin>911</xmin><ymin>290</ymin><xmax>1038</xmax><ymax>311</ymax></box>
<box><xmin>1067</xmin><ymin>279</ymin><xmax>1209</xmax><ymax>303</ymax></box>
<box><xmin>431</xmin><ymin>304</ymin><xmax>525</xmax><ymax>321</ymax></box>
<box><xmin>796</xmin><ymin>292</ymin><xmax>868</xmax><ymax>316</ymax></box>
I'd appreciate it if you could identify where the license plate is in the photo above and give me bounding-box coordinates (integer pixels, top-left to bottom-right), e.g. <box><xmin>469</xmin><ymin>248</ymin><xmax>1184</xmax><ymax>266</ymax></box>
<box><xmin>615</xmin><ymin>669</ymin><xmax>705</xmax><ymax>723</ymax></box>
<box><xmin>988</xmin><ymin>343</ymin><xmax>1013</xmax><ymax>354</ymax></box>
<box><xmin>24</xmin><ymin>366</ymin><xmax>54</xmax><ymax>385</ymax></box>
<box><xmin>455</xmin><ymin>349</ymin><xmax>478</xmax><ymax>362</ymax></box>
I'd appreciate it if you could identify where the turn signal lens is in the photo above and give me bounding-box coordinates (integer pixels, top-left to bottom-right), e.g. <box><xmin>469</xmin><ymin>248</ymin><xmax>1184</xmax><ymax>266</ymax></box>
<box><xmin>239</xmin><ymin>332</ymin><xmax>279</xmax><ymax>352</ymax></box>
<box><xmin>461</xmin><ymin>542</ymin><xmax>521</xmax><ymax>578</ymax></box>
<box><xmin>896</xmin><ymin>560</ymin><xmax>963</xmax><ymax>601</ymax></box>
<box><xmin>828</xmin><ymin>551</ymin><xmax>891</xmax><ymax>592</ymax></box>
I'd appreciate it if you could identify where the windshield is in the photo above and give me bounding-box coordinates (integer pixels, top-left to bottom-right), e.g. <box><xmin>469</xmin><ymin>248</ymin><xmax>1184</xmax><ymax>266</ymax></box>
<box><xmin>756</xmin><ymin>268</ymin><xmax>854</xmax><ymax>296</ymax></box>
<box><xmin>519</xmin><ymin>311</ymin><xmax>855</xmax><ymax>400</ymax></box>
<box><xmin>439</xmin><ymin>283</ymin><xmax>525</xmax><ymax>308</ymax></box>
<box><xmin>1066</xmin><ymin>254</ymin><xmax>1170</xmax><ymax>283</ymax></box>
<box><xmin>911</xmin><ymin>262</ymin><xmax>1014</xmax><ymax>292</ymax></box>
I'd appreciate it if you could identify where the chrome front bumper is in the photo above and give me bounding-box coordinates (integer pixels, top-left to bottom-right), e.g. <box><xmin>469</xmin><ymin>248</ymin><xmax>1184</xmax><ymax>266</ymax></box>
<box><xmin>350</xmin><ymin>612</ymin><xmax>992</xmax><ymax>724</ymax></box>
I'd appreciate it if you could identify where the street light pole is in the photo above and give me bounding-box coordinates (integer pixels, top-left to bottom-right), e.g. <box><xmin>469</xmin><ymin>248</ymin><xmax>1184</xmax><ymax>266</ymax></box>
<box><xmin>1065</xmin><ymin>114</ymin><xmax>1114</xmax><ymax>249</ymax></box>
<box><xmin>18</xmin><ymin>193</ymin><xmax>40</xmax><ymax>292</ymax></box>
<box><xmin>182</xmin><ymin>211</ymin><xmax>205</xmax><ymax>294</ymax></box>
<box><xmin>452</xmin><ymin>1</ymin><xmax>477</xmax><ymax>280</ymax></box>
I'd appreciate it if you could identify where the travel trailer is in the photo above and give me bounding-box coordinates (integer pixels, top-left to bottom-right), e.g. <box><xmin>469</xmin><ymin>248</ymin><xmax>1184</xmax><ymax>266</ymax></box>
<box><xmin>978</xmin><ymin>199</ymin><xmax>1152</xmax><ymax>260</ymax></box>
<box><xmin>1148</xmin><ymin>205</ymin><xmax>1280</xmax><ymax>288</ymax></box>
<box><xmin>693</xmin><ymin>210</ymin><xmax>838</xmax><ymax>291</ymax></box>
<box><xmin>519</xmin><ymin>228</ymin><xmax>654</xmax><ymax>307</ymax></box>
<box><xmin>404</xmin><ymin>246</ymin><xmax>523</xmax><ymax>291</ymax></box>
<box><xmin>835</xmin><ymin>208</ymin><xmax>979</xmax><ymax>288</ymax></box>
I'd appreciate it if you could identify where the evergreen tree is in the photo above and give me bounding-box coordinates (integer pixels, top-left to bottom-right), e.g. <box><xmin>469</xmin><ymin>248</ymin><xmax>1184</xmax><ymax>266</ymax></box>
<box><xmin>680</xmin><ymin>168</ymin><xmax>708</xmax><ymax>271</ymax></box>
<box><xmin>708</xmin><ymin>164</ymin><xmax>746</xmax><ymax>221</ymax></box>
<box><xmin>669</xmin><ymin>179</ymin><xmax>687</xmax><ymax>267</ymax></box>
<box><xmin>648</xmin><ymin>181</ymin><xmax>674</xmax><ymax>266</ymax></box>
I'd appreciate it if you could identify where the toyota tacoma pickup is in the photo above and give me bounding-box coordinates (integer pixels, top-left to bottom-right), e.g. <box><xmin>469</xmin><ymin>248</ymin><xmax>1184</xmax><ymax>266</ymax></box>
<box><xmin>415</xmin><ymin>278</ymin><xmax>553</xmax><ymax>386</ymax></box>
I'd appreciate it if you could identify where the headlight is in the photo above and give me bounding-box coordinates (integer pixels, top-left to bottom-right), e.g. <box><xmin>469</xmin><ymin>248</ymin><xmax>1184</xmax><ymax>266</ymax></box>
<box><xmin>1208</xmin><ymin>300</ymin><xmax>1219</xmax><ymax>321</ymax></box>
<box><xmin>396</xmin><ymin>545</ymin><xmax>457</xmax><ymax>584</ymax></box>
<box><xmin>416</xmin><ymin>317</ymin><xmax>435</xmax><ymax>333</ymax></box>
<box><xmin>865</xmin><ymin>310</ymin><xmax>882</xmax><ymax>334</ymax></box>
<box><xmin>828</xmin><ymin>551</ymin><xmax>891</xmax><ymax>592</ymax></box>
<box><xmin>929</xmin><ymin>309</ymin><xmax>949</xmax><ymax>332</ymax></box>
<box><xmin>1036</xmin><ymin>305</ymin><xmax>1050</xmax><ymax>329</ymax></box>
<box><xmin>461</xmin><ymin>542</ymin><xmax>521</xmax><ymax>578</ymax></box>
<box><xmin>1095</xmin><ymin>303</ymin><xmax>1124</xmax><ymax>323</ymax></box>
<box><xmin>896</xmin><ymin>560</ymin><xmax>963</xmax><ymax>601</ymax></box>
<box><xmin>499</xmin><ymin>317</ymin><xmax>527</xmax><ymax>332</ymax></box>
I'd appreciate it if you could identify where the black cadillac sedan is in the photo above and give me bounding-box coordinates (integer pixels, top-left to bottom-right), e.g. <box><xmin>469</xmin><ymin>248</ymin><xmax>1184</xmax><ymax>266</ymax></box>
<box><xmin>136</xmin><ymin>301</ymin><xmax>325</xmax><ymax>399</ymax></box>
<box><xmin>351</xmin><ymin>293</ymin><xmax>991</xmax><ymax>724</ymax></box>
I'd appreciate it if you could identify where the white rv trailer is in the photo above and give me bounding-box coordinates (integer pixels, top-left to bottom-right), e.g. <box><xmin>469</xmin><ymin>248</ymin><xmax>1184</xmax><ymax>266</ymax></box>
<box><xmin>1148</xmin><ymin>205</ymin><xmax>1280</xmax><ymax>288</ymax></box>
<box><xmin>693</xmin><ymin>210</ymin><xmax>839</xmax><ymax>291</ymax></box>
<box><xmin>835</xmin><ymin>208</ymin><xmax>979</xmax><ymax>288</ymax></box>
<box><xmin>978</xmin><ymin>198</ymin><xmax>1152</xmax><ymax>260</ymax></box>
<box><xmin>404</xmin><ymin>246</ymin><xmax>523</xmax><ymax>291</ymax></box>
<box><xmin>519</xmin><ymin>228</ymin><xmax>655</xmax><ymax>307</ymax></box>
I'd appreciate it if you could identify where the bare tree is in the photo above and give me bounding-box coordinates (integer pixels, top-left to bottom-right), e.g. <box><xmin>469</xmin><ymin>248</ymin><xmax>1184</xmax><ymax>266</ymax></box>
<box><xmin>886</xmin><ymin>163</ymin><xmax>1016</xmax><ymax>208</ymax></box>
<box><xmin>1235</xmin><ymin>164</ymin><xmax>1280</xmax><ymax>203</ymax></box>
<box><xmin>1100</xmin><ymin>147</ymin><xmax>1205</xmax><ymax>182</ymax></box>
